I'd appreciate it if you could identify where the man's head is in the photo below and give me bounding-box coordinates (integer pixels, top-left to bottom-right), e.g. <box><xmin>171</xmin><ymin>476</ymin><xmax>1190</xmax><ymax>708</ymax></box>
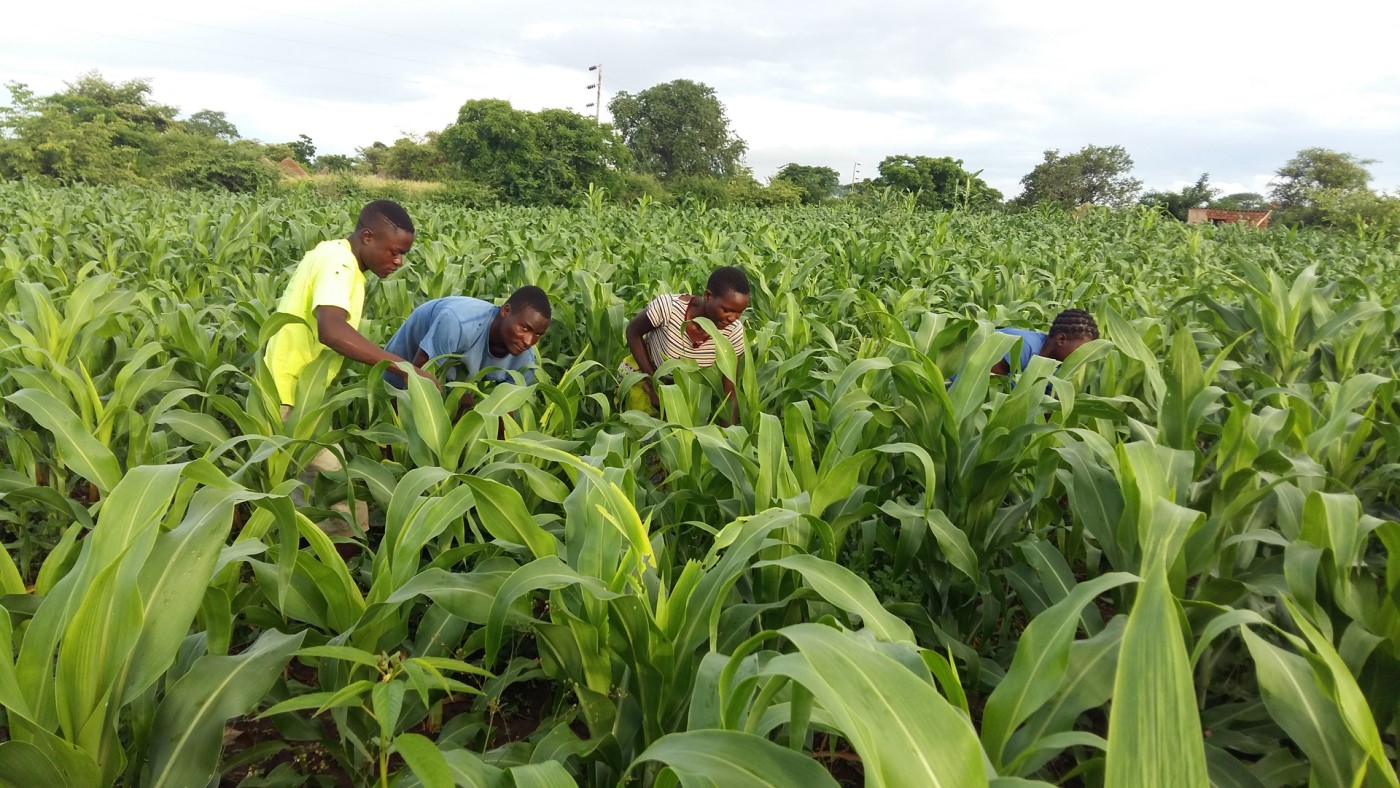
<box><xmin>493</xmin><ymin>286</ymin><xmax>552</xmax><ymax>357</ymax></box>
<box><xmin>702</xmin><ymin>266</ymin><xmax>751</xmax><ymax>330</ymax></box>
<box><xmin>352</xmin><ymin>200</ymin><xmax>414</xmax><ymax>278</ymax></box>
<box><xmin>1043</xmin><ymin>308</ymin><xmax>1099</xmax><ymax>361</ymax></box>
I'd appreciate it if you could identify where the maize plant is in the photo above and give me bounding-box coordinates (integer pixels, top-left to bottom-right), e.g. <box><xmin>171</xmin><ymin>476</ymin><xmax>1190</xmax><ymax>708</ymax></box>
<box><xmin>1</xmin><ymin>180</ymin><xmax>1399</xmax><ymax>787</ymax></box>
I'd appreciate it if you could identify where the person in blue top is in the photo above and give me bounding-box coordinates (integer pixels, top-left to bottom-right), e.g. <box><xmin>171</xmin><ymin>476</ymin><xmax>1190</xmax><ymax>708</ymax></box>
<box><xmin>383</xmin><ymin>286</ymin><xmax>551</xmax><ymax>396</ymax></box>
<box><xmin>991</xmin><ymin>308</ymin><xmax>1099</xmax><ymax>376</ymax></box>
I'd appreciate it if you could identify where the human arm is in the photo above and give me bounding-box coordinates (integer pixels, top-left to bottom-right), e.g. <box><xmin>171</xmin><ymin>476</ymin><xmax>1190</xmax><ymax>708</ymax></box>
<box><xmin>624</xmin><ymin>308</ymin><xmax>661</xmax><ymax>409</ymax></box>
<box><xmin>990</xmin><ymin>358</ymin><xmax>1010</xmax><ymax>376</ymax></box>
<box><xmin>316</xmin><ymin>306</ymin><xmax>439</xmax><ymax>388</ymax></box>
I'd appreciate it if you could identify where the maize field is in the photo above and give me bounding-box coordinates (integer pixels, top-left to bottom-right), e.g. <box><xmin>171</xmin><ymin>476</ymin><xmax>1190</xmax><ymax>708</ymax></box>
<box><xmin>1</xmin><ymin>180</ymin><xmax>1398</xmax><ymax>787</ymax></box>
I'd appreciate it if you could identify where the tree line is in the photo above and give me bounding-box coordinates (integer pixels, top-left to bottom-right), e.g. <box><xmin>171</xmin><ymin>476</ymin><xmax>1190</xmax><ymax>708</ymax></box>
<box><xmin>2</xmin><ymin>71</ymin><xmax>1395</xmax><ymax>231</ymax></box>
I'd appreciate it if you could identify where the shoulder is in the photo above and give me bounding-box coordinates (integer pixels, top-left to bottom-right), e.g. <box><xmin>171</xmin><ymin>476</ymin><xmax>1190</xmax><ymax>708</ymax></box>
<box><xmin>651</xmin><ymin>293</ymin><xmax>687</xmax><ymax>312</ymax></box>
<box><xmin>310</xmin><ymin>239</ymin><xmax>355</xmax><ymax>266</ymax></box>
<box><xmin>436</xmin><ymin>297</ymin><xmax>495</xmax><ymax>320</ymax></box>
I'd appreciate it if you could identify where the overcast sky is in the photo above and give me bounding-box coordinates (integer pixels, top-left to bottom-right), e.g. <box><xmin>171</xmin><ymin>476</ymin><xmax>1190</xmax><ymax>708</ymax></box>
<box><xmin>4</xmin><ymin>0</ymin><xmax>1398</xmax><ymax>197</ymax></box>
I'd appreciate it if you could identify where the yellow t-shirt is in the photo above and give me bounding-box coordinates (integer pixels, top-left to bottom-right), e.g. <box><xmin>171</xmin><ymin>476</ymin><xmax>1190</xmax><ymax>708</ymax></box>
<box><xmin>265</xmin><ymin>239</ymin><xmax>365</xmax><ymax>405</ymax></box>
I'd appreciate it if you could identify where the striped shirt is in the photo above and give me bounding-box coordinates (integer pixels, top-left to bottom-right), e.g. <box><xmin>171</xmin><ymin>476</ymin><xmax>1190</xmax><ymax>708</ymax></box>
<box><xmin>642</xmin><ymin>294</ymin><xmax>746</xmax><ymax>369</ymax></box>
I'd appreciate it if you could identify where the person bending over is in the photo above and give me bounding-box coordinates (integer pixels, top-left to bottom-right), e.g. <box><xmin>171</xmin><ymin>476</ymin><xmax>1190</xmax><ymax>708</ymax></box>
<box><xmin>991</xmin><ymin>308</ymin><xmax>1099</xmax><ymax>376</ymax></box>
<box><xmin>621</xmin><ymin>266</ymin><xmax>750</xmax><ymax>426</ymax></box>
<box><xmin>382</xmin><ymin>286</ymin><xmax>551</xmax><ymax>399</ymax></box>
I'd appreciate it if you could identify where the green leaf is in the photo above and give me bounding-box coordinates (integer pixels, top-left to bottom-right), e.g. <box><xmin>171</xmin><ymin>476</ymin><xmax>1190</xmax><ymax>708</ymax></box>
<box><xmin>631</xmin><ymin>730</ymin><xmax>839</xmax><ymax>787</ymax></box>
<box><xmin>1104</xmin><ymin>567</ymin><xmax>1206</xmax><ymax>787</ymax></box>
<box><xmin>754</xmin><ymin>554</ymin><xmax>914</xmax><ymax>643</ymax></box>
<box><xmin>982</xmin><ymin>572</ymin><xmax>1139</xmax><ymax>769</ymax></box>
<box><xmin>145</xmin><ymin>628</ymin><xmax>305</xmax><ymax>788</ymax></box>
<box><xmin>763</xmin><ymin>623</ymin><xmax>990</xmax><ymax>787</ymax></box>
<box><xmin>395</xmin><ymin>733</ymin><xmax>454</xmax><ymax>788</ymax></box>
<box><xmin>462</xmin><ymin>475</ymin><xmax>558</xmax><ymax>558</ymax></box>
<box><xmin>6</xmin><ymin>388</ymin><xmax>122</xmax><ymax>492</ymax></box>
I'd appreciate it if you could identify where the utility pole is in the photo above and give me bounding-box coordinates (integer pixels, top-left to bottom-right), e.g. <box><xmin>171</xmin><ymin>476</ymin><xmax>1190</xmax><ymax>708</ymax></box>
<box><xmin>586</xmin><ymin>64</ymin><xmax>603</xmax><ymax>123</ymax></box>
<box><xmin>851</xmin><ymin>162</ymin><xmax>861</xmax><ymax>186</ymax></box>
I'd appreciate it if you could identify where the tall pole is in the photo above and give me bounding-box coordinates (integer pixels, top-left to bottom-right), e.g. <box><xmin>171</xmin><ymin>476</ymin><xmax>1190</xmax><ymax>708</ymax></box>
<box><xmin>586</xmin><ymin>64</ymin><xmax>603</xmax><ymax>123</ymax></box>
<box><xmin>852</xmin><ymin>162</ymin><xmax>861</xmax><ymax>186</ymax></box>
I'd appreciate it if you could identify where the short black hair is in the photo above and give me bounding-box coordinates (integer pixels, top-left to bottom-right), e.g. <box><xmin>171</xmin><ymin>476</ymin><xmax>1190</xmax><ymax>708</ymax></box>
<box><xmin>506</xmin><ymin>285</ymin><xmax>551</xmax><ymax>319</ymax></box>
<box><xmin>356</xmin><ymin>200</ymin><xmax>414</xmax><ymax>235</ymax></box>
<box><xmin>1049</xmin><ymin>308</ymin><xmax>1099</xmax><ymax>340</ymax></box>
<box><xmin>706</xmin><ymin>266</ymin><xmax>750</xmax><ymax>298</ymax></box>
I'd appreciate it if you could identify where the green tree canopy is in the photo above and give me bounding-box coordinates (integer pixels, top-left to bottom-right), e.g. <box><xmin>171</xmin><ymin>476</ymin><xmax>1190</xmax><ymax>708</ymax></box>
<box><xmin>1270</xmin><ymin>147</ymin><xmax>1374</xmax><ymax>208</ymax></box>
<box><xmin>185</xmin><ymin>109</ymin><xmax>239</xmax><ymax>141</ymax></box>
<box><xmin>1211</xmin><ymin>192</ymin><xmax>1270</xmax><ymax>211</ymax></box>
<box><xmin>437</xmin><ymin>99</ymin><xmax>629</xmax><ymax>205</ymax></box>
<box><xmin>1139</xmin><ymin>173</ymin><xmax>1219</xmax><ymax>221</ymax></box>
<box><xmin>608</xmin><ymin>79</ymin><xmax>746</xmax><ymax>180</ymax></box>
<box><xmin>0</xmin><ymin>73</ymin><xmax>272</xmax><ymax>189</ymax></box>
<box><xmin>288</xmin><ymin>134</ymin><xmax>316</xmax><ymax>166</ymax></box>
<box><xmin>773</xmin><ymin>163</ymin><xmax>840</xmax><ymax>205</ymax></box>
<box><xmin>358</xmin><ymin>133</ymin><xmax>447</xmax><ymax>180</ymax></box>
<box><xmin>1015</xmin><ymin>144</ymin><xmax>1142</xmax><ymax>209</ymax></box>
<box><xmin>873</xmin><ymin>155</ymin><xmax>1003</xmax><ymax>211</ymax></box>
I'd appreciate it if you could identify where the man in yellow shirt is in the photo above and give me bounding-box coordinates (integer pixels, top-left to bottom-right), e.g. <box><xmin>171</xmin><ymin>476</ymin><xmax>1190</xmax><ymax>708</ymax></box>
<box><xmin>265</xmin><ymin>199</ymin><xmax>433</xmax><ymax>536</ymax></box>
<box><xmin>266</xmin><ymin>199</ymin><xmax>432</xmax><ymax>405</ymax></box>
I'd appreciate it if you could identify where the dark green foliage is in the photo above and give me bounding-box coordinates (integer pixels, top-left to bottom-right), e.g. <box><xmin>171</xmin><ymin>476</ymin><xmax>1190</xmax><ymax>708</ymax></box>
<box><xmin>1211</xmin><ymin>192</ymin><xmax>1270</xmax><ymax>211</ymax></box>
<box><xmin>437</xmin><ymin>99</ymin><xmax>629</xmax><ymax>206</ymax></box>
<box><xmin>288</xmin><ymin>134</ymin><xmax>316</xmax><ymax>166</ymax></box>
<box><xmin>773</xmin><ymin>163</ymin><xmax>841</xmax><ymax>205</ymax></box>
<box><xmin>0</xmin><ymin>74</ymin><xmax>273</xmax><ymax>192</ymax></box>
<box><xmin>609</xmin><ymin>79</ymin><xmax>746</xmax><ymax>180</ymax></box>
<box><xmin>184</xmin><ymin>109</ymin><xmax>239</xmax><ymax>141</ymax></box>
<box><xmin>1271</xmin><ymin>147</ymin><xmax>1376</xmax><ymax>225</ymax></box>
<box><xmin>873</xmin><ymin>155</ymin><xmax>1003</xmax><ymax>211</ymax></box>
<box><xmin>1140</xmin><ymin>173</ymin><xmax>1219</xmax><ymax>221</ymax></box>
<box><xmin>1015</xmin><ymin>144</ymin><xmax>1142</xmax><ymax>209</ymax></box>
<box><xmin>367</xmin><ymin>134</ymin><xmax>447</xmax><ymax>181</ymax></box>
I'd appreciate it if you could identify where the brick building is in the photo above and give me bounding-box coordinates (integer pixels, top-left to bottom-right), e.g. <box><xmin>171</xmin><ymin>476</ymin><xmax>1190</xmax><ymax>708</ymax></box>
<box><xmin>1186</xmin><ymin>208</ymin><xmax>1272</xmax><ymax>228</ymax></box>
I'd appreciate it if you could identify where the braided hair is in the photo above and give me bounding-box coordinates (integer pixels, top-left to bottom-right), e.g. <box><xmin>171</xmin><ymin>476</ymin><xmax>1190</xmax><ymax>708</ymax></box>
<box><xmin>1049</xmin><ymin>309</ymin><xmax>1098</xmax><ymax>340</ymax></box>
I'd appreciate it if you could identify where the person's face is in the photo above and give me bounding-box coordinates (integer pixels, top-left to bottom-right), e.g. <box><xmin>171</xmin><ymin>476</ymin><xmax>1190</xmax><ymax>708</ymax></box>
<box><xmin>704</xmin><ymin>289</ymin><xmax>750</xmax><ymax>330</ymax></box>
<box><xmin>358</xmin><ymin>225</ymin><xmax>413</xmax><ymax>278</ymax></box>
<box><xmin>499</xmin><ymin>305</ymin><xmax>550</xmax><ymax>356</ymax></box>
<box><xmin>1046</xmin><ymin>334</ymin><xmax>1092</xmax><ymax>362</ymax></box>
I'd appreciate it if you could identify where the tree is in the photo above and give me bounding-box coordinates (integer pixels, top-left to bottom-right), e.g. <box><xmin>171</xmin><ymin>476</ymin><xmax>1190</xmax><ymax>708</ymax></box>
<box><xmin>0</xmin><ymin>74</ymin><xmax>176</xmax><ymax>183</ymax></box>
<box><xmin>1139</xmin><ymin>172</ymin><xmax>1219</xmax><ymax>221</ymax></box>
<box><xmin>1015</xmin><ymin>144</ymin><xmax>1142</xmax><ymax>209</ymax></box>
<box><xmin>772</xmin><ymin>163</ymin><xmax>840</xmax><ymax>205</ymax></box>
<box><xmin>288</xmin><ymin>134</ymin><xmax>316</xmax><ymax>166</ymax></box>
<box><xmin>1270</xmin><ymin>147</ymin><xmax>1374</xmax><ymax>209</ymax></box>
<box><xmin>317</xmin><ymin>154</ymin><xmax>355</xmax><ymax>173</ymax></box>
<box><xmin>437</xmin><ymin>99</ymin><xmax>629</xmax><ymax>205</ymax></box>
<box><xmin>608</xmin><ymin>79</ymin><xmax>746</xmax><ymax>180</ymax></box>
<box><xmin>873</xmin><ymin>155</ymin><xmax>1003</xmax><ymax>211</ymax></box>
<box><xmin>1211</xmin><ymin>192</ymin><xmax>1270</xmax><ymax>211</ymax></box>
<box><xmin>1309</xmin><ymin>188</ymin><xmax>1400</xmax><ymax>236</ymax></box>
<box><xmin>373</xmin><ymin>134</ymin><xmax>447</xmax><ymax>181</ymax></box>
<box><xmin>185</xmin><ymin>109</ymin><xmax>239</xmax><ymax>141</ymax></box>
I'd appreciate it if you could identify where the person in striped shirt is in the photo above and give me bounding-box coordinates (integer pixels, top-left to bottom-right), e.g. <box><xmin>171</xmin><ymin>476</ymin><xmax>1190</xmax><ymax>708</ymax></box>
<box><xmin>621</xmin><ymin>266</ymin><xmax>750</xmax><ymax>426</ymax></box>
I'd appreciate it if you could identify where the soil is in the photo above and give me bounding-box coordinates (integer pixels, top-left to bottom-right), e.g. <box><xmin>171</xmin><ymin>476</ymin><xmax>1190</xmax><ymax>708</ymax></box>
<box><xmin>219</xmin><ymin>715</ymin><xmax>352</xmax><ymax>787</ymax></box>
<box><xmin>812</xmin><ymin>734</ymin><xmax>864</xmax><ymax>786</ymax></box>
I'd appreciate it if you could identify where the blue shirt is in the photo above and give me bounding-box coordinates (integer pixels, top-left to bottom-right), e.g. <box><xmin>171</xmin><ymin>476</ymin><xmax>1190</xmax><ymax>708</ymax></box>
<box><xmin>997</xmin><ymin>328</ymin><xmax>1047</xmax><ymax>372</ymax></box>
<box><xmin>383</xmin><ymin>297</ymin><xmax>536</xmax><ymax>389</ymax></box>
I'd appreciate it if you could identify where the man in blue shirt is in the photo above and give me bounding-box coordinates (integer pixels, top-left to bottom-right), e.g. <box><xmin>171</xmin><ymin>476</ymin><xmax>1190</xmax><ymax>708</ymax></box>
<box><xmin>991</xmin><ymin>309</ymin><xmax>1099</xmax><ymax>376</ymax></box>
<box><xmin>384</xmin><ymin>286</ymin><xmax>551</xmax><ymax>390</ymax></box>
